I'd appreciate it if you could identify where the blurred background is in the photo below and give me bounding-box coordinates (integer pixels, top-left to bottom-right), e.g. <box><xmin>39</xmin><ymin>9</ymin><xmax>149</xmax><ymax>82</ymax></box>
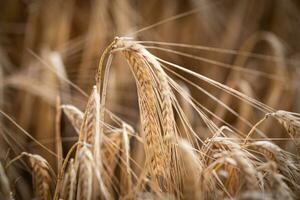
<box><xmin>1</xmin><ymin>0</ymin><xmax>300</xmax><ymax>198</ymax></box>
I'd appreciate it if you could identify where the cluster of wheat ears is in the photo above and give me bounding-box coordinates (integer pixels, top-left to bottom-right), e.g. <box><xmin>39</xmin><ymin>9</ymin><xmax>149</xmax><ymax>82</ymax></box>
<box><xmin>1</xmin><ymin>1</ymin><xmax>300</xmax><ymax>200</ymax></box>
<box><xmin>1</xmin><ymin>36</ymin><xmax>299</xmax><ymax>200</ymax></box>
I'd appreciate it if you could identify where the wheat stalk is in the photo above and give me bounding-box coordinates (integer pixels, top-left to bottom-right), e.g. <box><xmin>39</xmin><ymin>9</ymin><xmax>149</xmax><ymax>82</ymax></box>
<box><xmin>107</xmin><ymin>37</ymin><xmax>179</xmax><ymax>192</ymax></box>
<box><xmin>119</xmin><ymin>123</ymin><xmax>134</xmax><ymax>199</ymax></box>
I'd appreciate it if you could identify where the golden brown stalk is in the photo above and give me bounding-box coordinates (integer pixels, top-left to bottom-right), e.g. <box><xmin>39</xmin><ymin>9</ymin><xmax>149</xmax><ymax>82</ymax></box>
<box><xmin>123</xmin><ymin>49</ymin><xmax>166</xmax><ymax>178</ymax></box>
<box><xmin>55</xmin><ymin>96</ymin><xmax>63</xmax><ymax>173</ymax></box>
<box><xmin>110</xmin><ymin>37</ymin><xmax>178</xmax><ymax>191</ymax></box>
<box><xmin>102</xmin><ymin>38</ymin><xmax>175</xmax><ymax>191</ymax></box>
<box><xmin>119</xmin><ymin>124</ymin><xmax>133</xmax><ymax>198</ymax></box>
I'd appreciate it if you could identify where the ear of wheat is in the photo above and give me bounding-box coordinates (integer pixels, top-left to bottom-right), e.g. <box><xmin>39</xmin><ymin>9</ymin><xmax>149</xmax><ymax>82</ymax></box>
<box><xmin>77</xmin><ymin>86</ymin><xmax>101</xmax><ymax>149</ymax></box>
<box><xmin>75</xmin><ymin>147</ymin><xmax>94</xmax><ymax>200</ymax></box>
<box><xmin>270</xmin><ymin>111</ymin><xmax>300</xmax><ymax>138</ymax></box>
<box><xmin>104</xmin><ymin>37</ymin><xmax>179</xmax><ymax>194</ymax></box>
<box><xmin>21</xmin><ymin>152</ymin><xmax>53</xmax><ymax>200</ymax></box>
<box><xmin>61</xmin><ymin>159</ymin><xmax>77</xmax><ymax>200</ymax></box>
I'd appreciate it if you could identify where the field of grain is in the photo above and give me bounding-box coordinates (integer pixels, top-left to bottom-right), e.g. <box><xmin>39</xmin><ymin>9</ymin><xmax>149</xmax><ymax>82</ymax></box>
<box><xmin>1</xmin><ymin>0</ymin><xmax>300</xmax><ymax>199</ymax></box>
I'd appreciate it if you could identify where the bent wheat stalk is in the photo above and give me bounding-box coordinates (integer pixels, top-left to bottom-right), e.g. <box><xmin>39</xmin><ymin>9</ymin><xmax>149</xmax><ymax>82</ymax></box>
<box><xmin>97</xmin><ymin>37</ymin><xmax>179</xmax><ymax>194</ymax></box>
<box><xmin>245</xmin><ymin>110</ymin><xmax>300</xmax><ymax>146</ymax></box>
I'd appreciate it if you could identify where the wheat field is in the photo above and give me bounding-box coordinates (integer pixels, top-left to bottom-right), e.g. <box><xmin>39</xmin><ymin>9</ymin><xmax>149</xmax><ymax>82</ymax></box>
<box><xmin>1</xmin><ymin>0</ymin><xmax>300</xmax><ymax>199</ymax></box>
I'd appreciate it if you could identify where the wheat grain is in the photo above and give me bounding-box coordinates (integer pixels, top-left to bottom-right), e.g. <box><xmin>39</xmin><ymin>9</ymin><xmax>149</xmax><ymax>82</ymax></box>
<box><xmin>247</xmin><ymin>141</ymin><xmax>281</xmax><ymax>162</ymax></box>
<box><xmin>76</xmin><ymin>147</ymin><xmax>93</xmax><ymax>200</ymax></box>
<box><xmin>110</xmin><ymin>37</ymin><xmax>178</xmax><ymax>191</ymax></box>
<box><xmin>78</xmin><ymin>86</ymin><xmax>101</xmax><ymax>148</ymax></box>
<box><xmin>61</xmin><ymin>159</ymin><xmax>77</xmax><ymax>200</ymax></box>
<box><xmin>61</xmin><ymin>104</ymin><xmax>84</xmax><ymax>134</ymax></box>
<box><xmin>22</xmin><ymin>152</ymin><xmax>53</xmax><ymax>200</ymax></box>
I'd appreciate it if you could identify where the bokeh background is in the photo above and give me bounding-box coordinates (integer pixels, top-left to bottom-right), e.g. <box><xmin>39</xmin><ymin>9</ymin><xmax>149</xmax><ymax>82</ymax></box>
<box><xmin>1</xmin><ymin>0</ymin><xmax>300</xmax><ymax>198</ymax></box>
